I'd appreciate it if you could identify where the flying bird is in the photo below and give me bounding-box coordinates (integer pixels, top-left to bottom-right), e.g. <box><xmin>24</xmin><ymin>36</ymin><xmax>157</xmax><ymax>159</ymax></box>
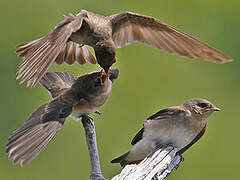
<box><xmin>6</xmin><ymin>68</ymin><xmax>119</xmax><ymax>166</ymax></box>
<box><xmin>16</xmin><ymin>10</ymin><xmax>232</xmax><ymax>87</ymax></box>
<box><xmin>111</xmin><ymin>98</ymin><xmax>220</xmax><ymax>166</ymax></box>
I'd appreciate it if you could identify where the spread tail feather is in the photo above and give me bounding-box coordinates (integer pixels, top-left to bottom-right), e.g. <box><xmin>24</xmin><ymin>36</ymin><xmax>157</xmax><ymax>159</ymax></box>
<box><xmin>39</xmin><ymin>72</ymin><xmax>76</xmax><ymax>98</ymax></box>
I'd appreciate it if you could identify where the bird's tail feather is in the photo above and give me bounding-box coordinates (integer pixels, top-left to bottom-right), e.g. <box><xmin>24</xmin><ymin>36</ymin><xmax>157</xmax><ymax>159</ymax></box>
<box><xmin>111</xmin><ymin>151</ymin><xmax>144</xmax><ymax>167</ymax></box>
<box><xmin>111</xmin><ymin>151</ymin><xmax>130</xmax><ymax>166</ymax></box>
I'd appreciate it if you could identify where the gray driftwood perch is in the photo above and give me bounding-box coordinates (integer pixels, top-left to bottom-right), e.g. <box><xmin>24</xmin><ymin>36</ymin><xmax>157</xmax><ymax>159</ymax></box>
<box><xmin>111</xmin><ymin>146</ymin><xmax>183</xmax><ymax>180</ymax></box>
<box><xmin>81</xmin><ymin>115</ymin><xmax>105</xmax><ymax>180</ymax></box>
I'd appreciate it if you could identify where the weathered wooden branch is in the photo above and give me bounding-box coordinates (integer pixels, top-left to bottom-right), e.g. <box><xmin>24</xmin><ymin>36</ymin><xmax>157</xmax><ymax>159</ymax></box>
<box><xmin>111</xmin><ymin>146</ymin><xmax>183</xmax><ymax>180</ymax></box>
<box><xmin>81</xmin><ymin>115</ymin><xmax>105</xmax><ymax>180</ymax></box>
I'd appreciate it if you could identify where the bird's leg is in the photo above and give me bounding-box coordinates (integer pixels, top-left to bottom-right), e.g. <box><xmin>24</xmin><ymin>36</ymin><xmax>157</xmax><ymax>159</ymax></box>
<box><xmin>94</xmin><ymin>111</ymin><xmax>102</xmax><ymax>116</ymax></box>
<box><xmin>81</xmin><ymin>115</ymin><xmax>105</xmax><ymax>180</ymax></box>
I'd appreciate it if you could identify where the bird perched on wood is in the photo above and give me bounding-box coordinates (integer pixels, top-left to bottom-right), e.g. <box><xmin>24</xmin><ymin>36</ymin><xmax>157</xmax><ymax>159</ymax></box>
<box><xmin>16</xmin><ymin>10</ymin><xmax>232</xmax><ymax>87</ymax></box>
<box><xmin>111</xmin><ymin>98</ymin><xmax>220</xmax><ymax>166</ymax></box>
<box><xmin>6</xmin><ymin>68</ymin><xmax>119</xmax><ymax>166</ymax></box>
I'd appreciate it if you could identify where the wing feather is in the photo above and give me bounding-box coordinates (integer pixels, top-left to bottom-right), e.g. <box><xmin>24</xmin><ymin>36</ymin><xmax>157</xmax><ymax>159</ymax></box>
<box><xmin>111</xmin><ymin>12</ymin><xmax>232</xmax><ymax>63</ymax></box>
<box><xmin>6</xmin><ymin>96</ymin><xmax>73</xmax><ymax>166</ymax></box>
<box><xmin>16</xmin><ymin>13</ymin><xmax>84</xmax><ymax>87</ymax></box>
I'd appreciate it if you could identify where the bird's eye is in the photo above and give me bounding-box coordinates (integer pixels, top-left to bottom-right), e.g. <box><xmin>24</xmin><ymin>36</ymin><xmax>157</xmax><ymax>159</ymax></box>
<box><xmin>197</xmin><ymin>103</ymin><xmax>208</xmax><ymax>108</ymax></box>
<box><xmin>94</xmin><ymin>78</ymin><xmax>102</xmax><ymax>88</ymax></box>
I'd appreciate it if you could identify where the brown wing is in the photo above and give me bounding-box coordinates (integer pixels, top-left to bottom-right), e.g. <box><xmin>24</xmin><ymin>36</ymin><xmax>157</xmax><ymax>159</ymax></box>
<box><xmin>39</xmin><ymin>72</ymin><xmax>76</xmax><ymax>98</ymax></box>
<box><xmin>178</xmin><ymin>125</ymin><xmax>206</xmax><ymax>154</ymax></box>
<box><xmin>7</xmin><ymin>121</ymin><xmax>62</xmax><ymax>167</ymax></box>
<box><xmin>6</xmin><ymin>96</ymin><xmax>74</xmax><ymax>166</ymax></box>
<box><xmin>131</xmin><ymin>128</ymin><xmax>144</xmax><ymax>145</ymax></box>
<box><xmin>16</xmin><ymin>13</ymin><xmax>95</xmax><ymax>87</ymax></box>
<box><xmin>147</xmin><ymin>106</ymin><xmax>189</xmax><ymax>120</ymax></box>
<box><xmin>111</xmin><ymin>12</ymin><xmax>232</xmax><ymax>63</ymax></box>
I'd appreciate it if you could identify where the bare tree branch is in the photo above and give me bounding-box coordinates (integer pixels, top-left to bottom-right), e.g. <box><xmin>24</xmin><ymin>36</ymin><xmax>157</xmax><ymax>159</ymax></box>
<box><xmin>81</xmin><ymin>115</ymin><xmax>105</xmax><ymax>180</ymax></box>
<box><xmin>111</xmin><ymin>147</ymin><xmax>183</xmax><ymax>180</ymax></box>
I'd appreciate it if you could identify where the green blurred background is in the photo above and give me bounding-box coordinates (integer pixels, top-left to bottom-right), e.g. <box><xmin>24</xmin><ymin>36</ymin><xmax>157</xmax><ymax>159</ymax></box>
<box><xmin>0</xmin><ymin>0</ymin><xmax>239</xmax><ymax>179</ymax></box>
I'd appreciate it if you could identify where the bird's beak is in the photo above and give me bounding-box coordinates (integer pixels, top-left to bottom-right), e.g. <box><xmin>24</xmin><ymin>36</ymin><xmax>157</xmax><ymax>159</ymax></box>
<box><xmin>103</xmin><ymin>67</ymin><xmax>110</xmax><ymax>73</ymax></box>
<box><xmin>101</xmin><ymin>73</ymin><xmax>110</xmax><ymax>84</ymax></box>
<box><xmin>210</xmin><ymin>107</ymin><xmax>221</xmax><ymax>111</ymax></box>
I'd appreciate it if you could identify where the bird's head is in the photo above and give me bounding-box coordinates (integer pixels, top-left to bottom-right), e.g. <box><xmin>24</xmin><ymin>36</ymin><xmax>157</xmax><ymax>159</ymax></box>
<box><xmin>184</xmin><ymin>98</ymin><xmax>220</xmax><ymax>120</ymax></box>
<box><xmin>95</xmin><ymin>40</ymin><xmax>116</xmax><ymax>73</ymax></box>
<box><xmin>72</xmin><ymin>68</ymin><xmax>119</xmax><ymax>99</ymax></box>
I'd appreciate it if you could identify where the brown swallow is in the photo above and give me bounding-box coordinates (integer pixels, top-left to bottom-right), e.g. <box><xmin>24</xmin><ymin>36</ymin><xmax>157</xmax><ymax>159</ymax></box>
<box><xmin>111</xmin><ymin>98</ymin><xmax>220</xmax><ymax>166</ymax></box>
<box><xmin>6</xmin><ymin>68</ymin><xmax>119</xmax><ymax>166</ymax></box>
<box><xmin>16</xmin><ymin>10</ymin><xmax>232</xmax><ymax>87</ymax></box>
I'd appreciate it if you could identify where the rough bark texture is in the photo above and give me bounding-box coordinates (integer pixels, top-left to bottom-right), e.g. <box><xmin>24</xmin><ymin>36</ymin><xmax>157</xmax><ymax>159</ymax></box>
<box><xmin>81</xmin><ymin>115</ymin><xmax>105</xmax><ymax>180</ymax></box>
<box><xmin>111</xmin><ymin>146</ymin><xmax>183</xmax><ymax>180</ymax></box>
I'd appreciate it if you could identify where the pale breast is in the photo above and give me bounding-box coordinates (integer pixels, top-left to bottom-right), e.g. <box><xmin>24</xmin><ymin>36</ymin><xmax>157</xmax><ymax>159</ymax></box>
<box><xmin>143</xmin><ymin>118</ymin><xmax>206</xmax><ymax>150</ymax></box>
<box><xmin>70</xmin><ymin>80</ymin><xmax>112</xmax><ymax>121</ymax></box>
<box><xmin>127</xmin><ymin>116</ymin><xmax>206</xmax><ymax>162</ymax></box>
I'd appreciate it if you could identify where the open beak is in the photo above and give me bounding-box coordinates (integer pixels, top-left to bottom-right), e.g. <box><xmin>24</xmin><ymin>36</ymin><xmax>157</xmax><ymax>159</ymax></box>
<box><xmin>101</xmin><ymin>73</ymin><xmax>110</xmax><ymax>84</ymax></box>
<box><xmin>210</xmin><ymin>107</ymin><xmax>221</xmax><ymax>111</ymax></box>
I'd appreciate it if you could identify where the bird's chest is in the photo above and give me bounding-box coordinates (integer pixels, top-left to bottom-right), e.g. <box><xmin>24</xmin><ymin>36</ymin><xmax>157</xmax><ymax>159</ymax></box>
<box><xmin>70</xmin><ymin>86</ymin><xmax>111</xmax><ymax>120</ymax></box>
<box><xmin>70</xmin><ymin>98</ymin><xmax>103</xmax><ymax>120</ymax></box>
<box><xmin>144</xmin><ymin>119</ymin><xmax>205</xmax><ymax>150</ymax></box>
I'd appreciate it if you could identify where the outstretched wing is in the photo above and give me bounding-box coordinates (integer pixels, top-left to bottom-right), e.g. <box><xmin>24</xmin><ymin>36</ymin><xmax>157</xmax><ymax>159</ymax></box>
<box><xmin>16</xmin><ymin>13</ymin><xmax>96</xmax><ymax>87</ymax></box>
<box><xmin>111</xmin><ymin>12</ymin><xmax>231</xmax><ymax>63</ymax></box>
<box><xmin>40</xmin><ymin>71</ymin><xmax>76</xmax><ymax>98</ymax></box>
<box><xmin>6</xmin><ymin>97</ymin><xmax>73</xmax><ymax>166</ymax></box>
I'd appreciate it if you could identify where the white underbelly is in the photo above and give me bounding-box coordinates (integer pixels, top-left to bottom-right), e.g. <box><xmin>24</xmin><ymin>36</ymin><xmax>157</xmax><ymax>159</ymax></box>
<box><xmin>127</xmin><ymin>126</ymin><xmax>198</xmax><ymax>161</ymax></box>
<box><xmin>144</xmin><ymin>126</ymin><xmax>195</xmax><ymax>150</ymax></box>
<box><xmin>70</xmin><ymin>80</ymin><xmax>112</xmax><ymax>121</ymax></box>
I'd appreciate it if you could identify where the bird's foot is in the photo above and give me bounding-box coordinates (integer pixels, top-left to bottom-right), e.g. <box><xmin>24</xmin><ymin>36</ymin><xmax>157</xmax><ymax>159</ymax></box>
<box><xmin>80</xmin><ymin>115</ymin><xmax>94</xmax><ymax>126</ymax></box>
<box><xmin>152</xmin><ymin>142</ymin><xmax>176</xmax><ymax>151</ymax></box>
<box><xmin>94</xmin><ymin>111</ymin><xmax>102</xmax><ymax>116</ymax></box>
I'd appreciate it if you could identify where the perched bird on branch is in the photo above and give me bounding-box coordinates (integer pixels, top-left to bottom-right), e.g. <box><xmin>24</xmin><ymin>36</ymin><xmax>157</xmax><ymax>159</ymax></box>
<box><xmin>16</xmin><ymin>10</ymin><xmax>231</xmax><ymax>87</ymax></box>
<box><xmin>111</xmin><ymin>98</ymin><xmax>220</xmax><ymax>166</ymax></box>
<box><xmin>6</xmin><ymin>68</ymin><xmax>119</xmax><ymax>166</ymax></box>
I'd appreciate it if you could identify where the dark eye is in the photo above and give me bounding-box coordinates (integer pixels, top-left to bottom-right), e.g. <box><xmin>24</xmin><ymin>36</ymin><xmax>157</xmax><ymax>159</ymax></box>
<box><xmin>94</xmin><ymin>78</ymin><xmax>102</xmax><ymax>87</ymax></box>
<box><xmin>197</xmin><ymin>103</ymin><xmax>208</xmax><ymax>108</ymax></box>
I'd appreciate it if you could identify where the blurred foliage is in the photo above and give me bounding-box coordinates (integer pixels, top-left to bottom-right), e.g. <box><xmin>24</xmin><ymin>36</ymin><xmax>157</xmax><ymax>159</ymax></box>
<box><xmin>0</xmin><ymin>0</ymin><xmax>239</xmax><ymax>179</ymax></box>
